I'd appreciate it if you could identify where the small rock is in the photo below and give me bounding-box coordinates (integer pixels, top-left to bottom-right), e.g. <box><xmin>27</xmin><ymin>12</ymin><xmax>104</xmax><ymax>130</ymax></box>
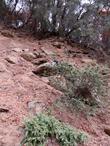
<box><xmin>1</xmin><ymin>31</ymin><xmax>14</xmax><ymax>38</ymax></box>
<box><xmin>28</xmin><ymin>101</ymin><xmax>37</xmax><ymax>109</ymax></box>
<box><xmin>41</xmin><ymin>47</ymin><xmax>55</xmax><ymax>55</ymax></box>
<box><xmin>21</xmin><ymin>52</ymin><xmax>36</xmax><ymax>62</ymax></box>
<box><xmin>27</xmin><ymin>101</ymin><xmax>45</xmax><ymax>114</ymax></box>
<box><xmin>5</xmin><ymin>55</ymin><xmax>20</xmax><ymax>64</ymax></box>
<box><xmin>12</xmin><ymin>47</ymin><xmax>23</xmax><ymax>53</ymax></box>
<box><xmin>104</xmin><ymin>128</ymin><xmax>110</xmax><ymax>136</ymax></box>
<box><xmin>46</xmin><ymin>138</ymin><xmax>60</xmax><ymax>146</ymax></box>
<box><xmin>33</xmin><ymin>51</ymin><xmax>45</xmax><ymax>58</ymax></box>
<box><xmin>22</xmin><ymin>48</ymin><xmax>29</xmax><ymax>52</ymax></box>
<box><xmin>0</xmin><ymin>62</ymin><xmax>7</xmax><ymax>72</ymax></box>
<box><xmin>53</xmin><ymin>42</ymin><xmax>62</xmax><ymax>49</ymax></box>
<box><xmin>81</xmin><ymin>58</ymin><xmax>96</xmax><ymax>64</ymax></box>
<box><xmin>32</xmin><ymin>58</ymin><xmax>48</xmax><ymax>65</ymax></box>
<box><xmin>0</xmin><ymin>108</ymin><xmax>9</xmax><ymax>113</ymax></box>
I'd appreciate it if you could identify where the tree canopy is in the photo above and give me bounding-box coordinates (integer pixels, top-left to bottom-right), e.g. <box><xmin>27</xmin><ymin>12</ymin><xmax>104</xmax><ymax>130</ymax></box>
<box><xmin>0</xmin><ymin>0</ymin><xmax>110</xmax><ymax>51</ymax></box>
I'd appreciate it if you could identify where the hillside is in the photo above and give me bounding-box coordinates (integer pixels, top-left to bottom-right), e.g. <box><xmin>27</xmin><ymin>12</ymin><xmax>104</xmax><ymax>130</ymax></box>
<box><xmin>0</xmin><ymin>27</ymin><xmax>110</xmax><ymax>146</ymax></box>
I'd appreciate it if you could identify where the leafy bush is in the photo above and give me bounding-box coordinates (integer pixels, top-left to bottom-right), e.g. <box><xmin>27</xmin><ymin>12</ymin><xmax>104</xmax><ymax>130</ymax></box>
<box><xmin>21</xmin><ymin>114</ymin><xmax>87</xmax><ymax>146</ymax></box>
<box><xmin>49</xmin><ymin>62</ymin><xmax>107</xmax><ymax>111</ymax></box>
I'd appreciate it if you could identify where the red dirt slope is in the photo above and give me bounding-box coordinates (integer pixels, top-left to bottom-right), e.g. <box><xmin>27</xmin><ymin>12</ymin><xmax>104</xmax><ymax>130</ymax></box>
<box><xmin>0</xmin><ymin>28</ymin><xmax>110</xmax><ymax>146</ymax></box>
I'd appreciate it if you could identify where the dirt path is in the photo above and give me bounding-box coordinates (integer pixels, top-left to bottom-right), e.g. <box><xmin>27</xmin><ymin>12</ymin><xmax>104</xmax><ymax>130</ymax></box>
<box><xmin>0</xmin><ymin>30</ymin><xmax>110</xmax><ymax>146</ymax></box>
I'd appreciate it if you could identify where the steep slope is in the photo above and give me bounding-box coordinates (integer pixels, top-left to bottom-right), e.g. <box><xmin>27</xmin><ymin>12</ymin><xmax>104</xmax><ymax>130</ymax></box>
<box><xmin>0</xmin><ymin>28</ymin><xmax>110</xmax><ymax>146</ymax></box>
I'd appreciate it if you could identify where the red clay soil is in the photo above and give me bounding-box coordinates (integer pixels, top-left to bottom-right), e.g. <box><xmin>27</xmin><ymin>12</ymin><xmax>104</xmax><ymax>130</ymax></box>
<box><xmin>0</xmin><ymin>27</ymin><xmax>110</xmax><ymax>146</ymax></box>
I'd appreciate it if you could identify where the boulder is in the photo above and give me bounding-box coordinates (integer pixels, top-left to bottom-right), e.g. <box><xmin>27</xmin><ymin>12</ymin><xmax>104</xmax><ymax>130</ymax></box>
<box><xmin>33</xmin><ymin>62</ymin><xmax>57</xmax><ymax>76</ymax></box>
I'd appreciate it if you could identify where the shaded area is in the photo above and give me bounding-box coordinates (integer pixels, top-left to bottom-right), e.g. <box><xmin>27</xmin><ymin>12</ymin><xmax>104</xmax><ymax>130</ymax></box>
<box><xmin>0</xmin><ymin>0</ymin><xmax>110</xmax><ymax>53</ymax></box>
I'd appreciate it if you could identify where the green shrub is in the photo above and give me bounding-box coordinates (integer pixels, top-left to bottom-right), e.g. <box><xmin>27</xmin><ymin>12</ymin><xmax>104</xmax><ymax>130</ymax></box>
<box><xmin>49</xmin><ymin>62</ymin><xmax>107</xmax><ymax>111</ymax></box>
<box><xmin>21</xmin><ymin>114</ymin><xmax>87</xmax><ymax>146</ymax></box>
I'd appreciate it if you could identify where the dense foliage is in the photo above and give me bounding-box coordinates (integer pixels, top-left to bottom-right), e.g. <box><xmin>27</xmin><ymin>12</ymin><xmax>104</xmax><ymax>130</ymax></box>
<box><xmin>0</xmin><ymin>0</ymin><xmax>110</xmax><ymax>51</ymax></box>
<box><xmin>21</xmin><ymin>113</ymin><xmax>87</xmax><ymax>146</ymax></box>
<box><xmin>0</xmin><ymin>0</ymin><xmax>7</xmax><ymax>19</ymax></box>
<box><xmin>49</xmin><ymin>62</ymin><xmax>107</xmax><ymax>112</ymax></box>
